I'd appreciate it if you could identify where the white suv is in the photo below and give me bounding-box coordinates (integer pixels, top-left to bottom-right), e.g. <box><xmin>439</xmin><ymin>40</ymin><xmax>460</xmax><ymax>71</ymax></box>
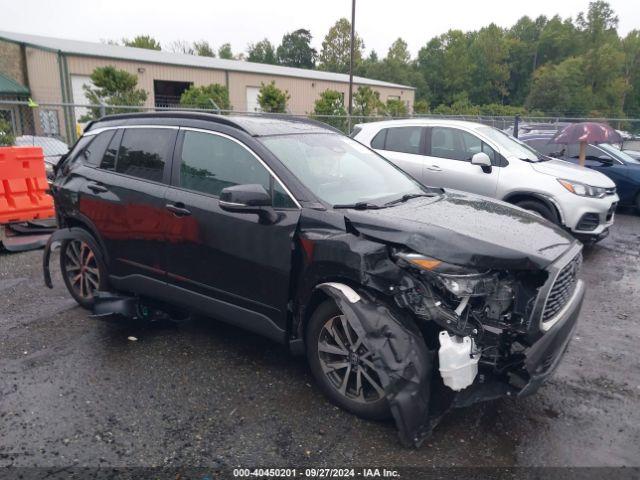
<box><xmin>352</xmin><ymin>119</ymin><xmax>619</xmax><ymax>241</ymax></box>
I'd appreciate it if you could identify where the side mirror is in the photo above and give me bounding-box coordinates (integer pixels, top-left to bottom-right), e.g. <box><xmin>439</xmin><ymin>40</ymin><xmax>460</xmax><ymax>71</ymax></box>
<box><xmin>471</xmin><ymin>152</ymin><xmax>492</xmax><ymax>173</ymax></box>
<box><xmin>219</xmin><ymin>184</ymin><xmax>276</xmax><ymax>223</ymax></box>
<box><xmin>598</xmin><ymin>156</ymin><xmax>614</xmax><ymax>165</ymax></box>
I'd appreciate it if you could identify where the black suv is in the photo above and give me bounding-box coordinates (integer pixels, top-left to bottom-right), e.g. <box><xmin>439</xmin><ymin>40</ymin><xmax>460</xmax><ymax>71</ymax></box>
<box><xmin>44</xmin><ymin>113</ymin><xmax>585</xmax><ymax>446</ymax></box>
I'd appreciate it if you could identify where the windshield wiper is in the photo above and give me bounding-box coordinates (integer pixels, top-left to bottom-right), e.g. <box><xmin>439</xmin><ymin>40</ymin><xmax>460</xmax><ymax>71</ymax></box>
<box><xmin>333</xmin><ymin>201</ymin><xmax>382</xmax><ymax>210</ymax></box>
<box><xmin>383</xmin><ymin>192</ymin><xmax>437</xmax><ymax>207</ymax></box>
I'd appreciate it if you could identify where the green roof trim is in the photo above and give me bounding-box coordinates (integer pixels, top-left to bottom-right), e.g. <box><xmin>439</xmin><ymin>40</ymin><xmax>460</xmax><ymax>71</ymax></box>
<box><xmin>0</xmin><ymin>72</ymin><xmax>29</xmax><ymax>95</ymax></box>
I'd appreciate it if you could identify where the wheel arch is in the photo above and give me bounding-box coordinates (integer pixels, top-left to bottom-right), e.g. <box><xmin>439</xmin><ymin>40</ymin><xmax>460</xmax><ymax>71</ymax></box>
<box><xmin>502</xmin><ymin>191</ymin><xmax>564</xmax><ymax>225</ymax></box>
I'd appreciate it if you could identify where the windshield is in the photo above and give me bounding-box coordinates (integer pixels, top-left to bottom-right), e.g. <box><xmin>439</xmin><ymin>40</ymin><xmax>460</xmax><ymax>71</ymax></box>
<box><xmin>260</xmin><ymin>133</ymin><xmax>426</xmax><ymax>206</ymax></box>
<box><xmin>477</xmin><ymin>126</ymin><xmax>542</xmax><ymax>162</ymax></box>
<box><xmin>599</xmin><ymin>143</ymin><xmax>640</xmax><ymax>164</ymax></box>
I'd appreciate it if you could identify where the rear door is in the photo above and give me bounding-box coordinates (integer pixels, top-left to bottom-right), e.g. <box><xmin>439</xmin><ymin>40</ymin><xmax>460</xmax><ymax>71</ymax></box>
<box><xmin>78</xmin><ymin>126</ymin><xmax>177</xmax><ymax>280</ymax></box>
<box><xmin>422</xmin><ymin>126</ymin><xmax>500</xmax><ymax>197</ymax></box>
<box><xmin>164</xmin><ymin>127</ymin><xmax>301</xmax><ymax>330</ymax></box>
<box><xmin>370</xmin><ymin>126</ymin><xmax>427</xmax><ymax>180</ymax></box>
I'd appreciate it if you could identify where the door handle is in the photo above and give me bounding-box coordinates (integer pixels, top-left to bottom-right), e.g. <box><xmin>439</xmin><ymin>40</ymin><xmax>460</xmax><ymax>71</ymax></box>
<box><xmin>87</xmin><ymin>182</ymin><xmax>108</xmax><ymax>193</ymax></box>
<box><xmin>165</xmin><ymin>203</ymin><xmax>192</xmax><ymax>217</ymax></box>
<box><xmin>425</xmin><ymin>165</ymin><xmax>442</xmax><ymax>172</ymax></box>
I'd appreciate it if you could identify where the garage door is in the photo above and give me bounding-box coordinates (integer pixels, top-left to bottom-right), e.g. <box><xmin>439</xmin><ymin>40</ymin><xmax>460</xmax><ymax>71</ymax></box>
<box><xmin>71</xmin><ymin>75</ymin><xmax>94</xmax><ymax>123</ymax></box>
<box><xmin>246</xmin><ymin>86</ymin><xmax>261</xmax><ymax>113</ymax></box>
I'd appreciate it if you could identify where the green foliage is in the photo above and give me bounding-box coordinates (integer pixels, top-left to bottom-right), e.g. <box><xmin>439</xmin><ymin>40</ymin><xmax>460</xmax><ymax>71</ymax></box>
<box><xmin>0</xmin><ymin>118</ymin><xmax>15</xmax><ymax>146</ymax></box>
<box><xmin>248</xmin><ymin>39</ymin><xmax>277</xmax><ymax>64</ymax></box>
<box><xmin>312</xmin><ymin>89</ymin><xmax>347</xmax><ymax>131</ymax></box>
<box><xmin>352</xmin><ymin>86</ymin><xmax>383</xmax><ymax>117</ymax></box>
<box><xmin>468</xmin><ymin>24</ymin><xmax>510</xmax><ymax>104</ymax></box>
<box><xmin>218</xmin><ymin>43</ymin><xmax>234</xmax><ymax>59</ymax></box>
<box><xmin>413</xmin><ymin>99</ymin><xmax>429</xmax><ymax>114</ymax></box>
<box><xmin>277</xmin><ymin>29</ymin><xmax>316</xmax><ymax>68</ymax></box>
<box><xmin>193</xmin><ymin>40</ymin><xmax>215</xmax><ymax>57</ymax></box>
<box><xmin>318</xmin><ymin>18</ymin><xmax>364</xmax><ymax>73</ymax></box>
<box><xmin>81</xmin><ymin>66</ymin><xmax>147</xmax><ymax>121</ymax></box>
<box><xmin>257</xmin><ymin>81</ymin><xmax>290</xmax><ymax>113</ymax></box>
<box><xmin>384</xmin><ymin>98</ymin><xmax>408</xmax><ymax>117</ymax></box>
<box><xmin>123</xmin><ymin>35</ymin><xmax>161</xmax><ymax>50</ymax></box>
<box><xmin>180</xmin><ymin>84</ymin><xmax>230</xmax><ymax>110</ymax></box>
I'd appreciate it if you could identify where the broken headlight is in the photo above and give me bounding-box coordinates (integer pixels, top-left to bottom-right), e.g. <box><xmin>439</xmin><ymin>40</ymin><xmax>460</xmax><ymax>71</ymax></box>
<box><xmin>395</xmin><ymin>252</ymin><xmax>498</xmax><ymax>297</ymax></box>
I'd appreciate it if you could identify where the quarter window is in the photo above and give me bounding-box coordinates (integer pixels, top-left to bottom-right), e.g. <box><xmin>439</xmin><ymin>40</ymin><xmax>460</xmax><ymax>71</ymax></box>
<box><xmin>179</xmin><ymin>130</ymin><xmax>295</xmax><ymax>208</ymax></box>
<box><xmin>115</xmin><ymin>128</ymin><xmax>174</xmax><ymax>182</ymax></box>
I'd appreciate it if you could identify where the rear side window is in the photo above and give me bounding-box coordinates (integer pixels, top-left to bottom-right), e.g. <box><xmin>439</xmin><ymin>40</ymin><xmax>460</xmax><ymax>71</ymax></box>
<box><xmin>384</xmin><ymin>127</ymin><xmax>423</xmax><ymax>155</ymax></box>
<box><xmin>179</xmin><ymin>130</ymin><xmax>296</xmax><ymax>208</ymax></box>
<box><xmin>115</xmin><ymin>128</ymin><xmax>175</xmax><ymax>182</ymax></box>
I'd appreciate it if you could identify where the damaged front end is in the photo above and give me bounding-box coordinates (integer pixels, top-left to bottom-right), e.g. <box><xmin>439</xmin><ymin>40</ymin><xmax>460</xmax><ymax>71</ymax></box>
<box><xmin>314</xmin><ymin>240</ymin><xmax>585</xmax><ymax>448</ymax></box>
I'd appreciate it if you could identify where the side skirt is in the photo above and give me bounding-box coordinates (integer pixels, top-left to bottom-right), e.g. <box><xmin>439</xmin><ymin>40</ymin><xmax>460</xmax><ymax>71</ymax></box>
<box><xmin>108</xmin><ymin>274</ymin><xmax>286</xmax><ymax>345</ymax></box>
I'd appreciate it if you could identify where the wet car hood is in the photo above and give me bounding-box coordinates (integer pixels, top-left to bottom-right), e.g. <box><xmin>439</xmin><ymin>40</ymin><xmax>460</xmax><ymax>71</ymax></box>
<box><xmin>530</xmin><ymin>159</ymin><xmax>615</xmax><ymax>187</ymax></box>
<box><xmin>344</xmin><ymin>191</ymin><xmax>575</xmax><ymax>271</ymax></box>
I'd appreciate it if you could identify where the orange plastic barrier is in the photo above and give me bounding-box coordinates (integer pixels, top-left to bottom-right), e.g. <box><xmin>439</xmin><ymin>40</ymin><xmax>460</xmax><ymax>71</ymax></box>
<box><xmin>0</xmin><ymin>146</ymin><xmax>54</xmax><ymax>224</ymax></box>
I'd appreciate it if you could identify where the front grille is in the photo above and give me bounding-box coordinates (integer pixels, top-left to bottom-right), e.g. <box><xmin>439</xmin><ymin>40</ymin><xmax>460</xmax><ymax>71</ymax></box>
<box><xmin>577</xmin><ymin>213</ymin><xmax>599</xmax><ymax>231</ymax></box>
<box><xmin>542</xmin><ymin>252</ymin><xmax>582</xmax><ymax>322</ymax></box>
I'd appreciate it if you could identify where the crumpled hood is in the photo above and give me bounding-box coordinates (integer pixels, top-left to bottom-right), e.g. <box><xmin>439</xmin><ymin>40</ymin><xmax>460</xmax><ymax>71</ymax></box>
<box><xmin>344</xmin><ymin>192</ymin><xmax>576</xmax><ymax>270</ymax></box>
<box><xmin>530</xmin><ymin>159</ymin><xmax>615</xmax><ymax>187</ymax></box>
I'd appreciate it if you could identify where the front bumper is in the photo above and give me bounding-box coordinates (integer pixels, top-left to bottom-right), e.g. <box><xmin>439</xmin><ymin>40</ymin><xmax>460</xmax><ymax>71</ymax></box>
<box><xmin>560</xmin><ymin>192</ymin><xmax>619</xmax><ymax>236</ymax></box>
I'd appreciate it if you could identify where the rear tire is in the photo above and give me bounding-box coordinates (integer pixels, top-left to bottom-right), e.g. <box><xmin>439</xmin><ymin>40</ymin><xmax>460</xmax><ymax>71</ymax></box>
<box><xmin>515</xmin><ymin>199</ymin><xmax>559</xmax><ymax>224</ymax></box>
<box><xmin>306</xmin><ymin>299</ymin><xmax>390</xmax><ymax>420</ymax></box>
<box><xmin>60</xmin><ymin>238</ymin><xmax>108</xmax><ymax>309</ymax></box>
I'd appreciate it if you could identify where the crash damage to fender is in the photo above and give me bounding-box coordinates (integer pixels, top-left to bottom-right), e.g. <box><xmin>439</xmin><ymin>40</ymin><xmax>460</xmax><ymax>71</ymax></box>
<box><xmin>293</xmin><ymin>197</ymin><xmax>585</xmax><ymax>447</ymax></box>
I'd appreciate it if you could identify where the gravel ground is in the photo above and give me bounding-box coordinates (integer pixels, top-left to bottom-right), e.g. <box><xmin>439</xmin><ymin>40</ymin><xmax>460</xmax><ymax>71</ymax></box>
<box><xmin>1</xmin><ymin>213</ymin><xmax>639</xmax><ymax>470</ymax></box>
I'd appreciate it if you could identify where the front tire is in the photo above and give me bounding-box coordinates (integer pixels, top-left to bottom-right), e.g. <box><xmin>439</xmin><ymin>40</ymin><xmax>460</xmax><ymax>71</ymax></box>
<box><xmin>60</xmin><ymin>238</ymin><xmax>107</xmax><ymax>309</ymax></box>
<box><xmin>516</xmin><ymin>199</ymin><xmax>558</xmax><ymax>224</ymax></box>
<box><xmin>306</xmin><ymin>299</ymin><xmax>390</xmax><ymax>420</ymax></box>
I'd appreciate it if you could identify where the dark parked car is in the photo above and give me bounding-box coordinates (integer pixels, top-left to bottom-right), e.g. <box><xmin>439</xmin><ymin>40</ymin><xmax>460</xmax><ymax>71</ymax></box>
<box><xmin>521</xmin><ymin>133</ymin><xmax>640</xmax><ymax>212</ymax></box>
<box><xmin>44</xmin><ymin>113</ymin><xmax>585</xmax><ymax>446</ymax></box>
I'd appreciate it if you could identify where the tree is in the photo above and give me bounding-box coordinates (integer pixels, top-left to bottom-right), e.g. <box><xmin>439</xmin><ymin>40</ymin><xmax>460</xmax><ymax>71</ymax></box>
<box><xmin>353</xmin><ymin>86</ymin><xmax>383</xmax><ymax>117</ymax></box>
<box><xmin>384</xmin><ymin>98</ymin><xmax>408</xmax><ymax>117</ymax></box>
<box><xmin>622</xmin><ymin>30</ymin><xmax>640</xmax><ymax>115</ymax></box>
<box><xmin>312</xmin><ymin>89</ymin><xmax>347</xmax><ymax>131</ymax></box>
<box><xmin>0</xmin><ymin>118</ymin><xmax>14</xmax><ymax>146</ymax></box>
<box><xmin>168</xmin><ymin>40</ymin><xmax>194</xmax><ymax>55</ymax></box>
<box><xmin>218</xmin><ymin>43</ymin><xmax>234</xmax><ymax>59</ymax></box>
<box><xmin>526</xmin><ymin>58</ymin><xmax>592</xmax><ymax>115</ymax></box>
<box><xmin>81</xmin><ymin>66</ymin><xmax>147</xmax><ymax>120</ymax></box>
<box><xmin>257</xmin><ymin>81</ymin><xmax>289</xmax><ymax>112</ymax></box>
<box><xmin>180</xmin><ymin>84</ymin><xmax>230</xmax><ymax>110</ymax></box>
<box><xmin>413</xmin><ymin>99</ymin><xmax>429</xmax><ymax>114</ymax></box>
<box><xmin>468</xmin><ymin>24</ymin><xmax>510</xmax><ymax>104</ymax></box>
<box><xmin>386</xmin><ymin>38</ymin><xmax>411</xmax><ymax>64</ymax></box>
<box><xmin>417</xmin><ymin>30</ymin><xmax>473</xmax><ymax>107</ymax></box>
<box><xmin>277</xmin><ymin>29</ymin><xmax>316</xmax><ymax>68</ymax></box>
<box><xmin>577</xmin><ymin>0</ymin><xmax>619</xmax><ymax>46</ymax></box>
<box><xmin>123</xmin><ymin>35</ymin><xmax>161</xmax><ymax>50</ymax></box>
<box><xmin>318</xmin><ymin>18</ymin><xmax>364</xmax><ymax>73</ymax></box>
<box><xmin>248</xmin><ymin>39</ymin><xmax>277</xmax><ymax>64</ymax></box>
<box><xmin>193</xmin><ymin>40</ymin><xmax>215</xmax><ymax>57</ymax></box>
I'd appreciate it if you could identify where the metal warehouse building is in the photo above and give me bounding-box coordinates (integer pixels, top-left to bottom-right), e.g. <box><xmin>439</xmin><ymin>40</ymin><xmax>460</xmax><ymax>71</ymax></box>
<box><xmin>0</xmin><ymin>30</ymin><xmax>414</xmax><ymax>142</ymax></box>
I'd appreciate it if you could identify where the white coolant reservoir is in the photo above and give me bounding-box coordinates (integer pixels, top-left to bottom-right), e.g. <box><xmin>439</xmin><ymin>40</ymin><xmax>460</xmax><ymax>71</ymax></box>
<box><xmin>438</xmin><ymin>331</ymin><xmax>480</xmax><ymax>391</ymax></box>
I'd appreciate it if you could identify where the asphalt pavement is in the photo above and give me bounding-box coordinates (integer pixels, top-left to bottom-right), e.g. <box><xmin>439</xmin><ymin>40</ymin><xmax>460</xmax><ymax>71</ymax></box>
<box><xmin>1</xmin><ymin>213</ymin><xmax>639</xmax><ymax>470</ymax></box>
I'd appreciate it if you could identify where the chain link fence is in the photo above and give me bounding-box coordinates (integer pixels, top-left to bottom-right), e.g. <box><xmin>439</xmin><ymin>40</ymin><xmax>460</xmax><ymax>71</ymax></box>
<box><xmin>2</xmin><ymin>100</ymin><xmax>640</xmax><ymax>157</ymax></box>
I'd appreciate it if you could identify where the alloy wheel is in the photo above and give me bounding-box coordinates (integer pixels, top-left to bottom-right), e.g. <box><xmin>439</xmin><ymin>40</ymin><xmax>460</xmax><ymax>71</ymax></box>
<box><xmin>317</xmin><ymin>314</ymin><xmax>385</xmax><ymax>403</ymax></box>
<box><xmin>63</xmin><ymin>240</ymin><xmax>100</xmax><ymax>300</ymax></box>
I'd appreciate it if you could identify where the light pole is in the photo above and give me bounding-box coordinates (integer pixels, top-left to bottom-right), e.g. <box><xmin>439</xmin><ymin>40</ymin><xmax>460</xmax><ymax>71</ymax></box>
<box><xmin>347</xmin><ymin>0</ymin><xmax>355</xmax><ymax>133</ymax></box>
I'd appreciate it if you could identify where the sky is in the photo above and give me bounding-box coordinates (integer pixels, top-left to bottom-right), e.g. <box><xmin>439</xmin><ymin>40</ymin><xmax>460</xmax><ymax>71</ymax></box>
<box><xmin>2</xmin><ymin>0</ymin><xmax>639</xmax><ymax>58</ymax></box>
